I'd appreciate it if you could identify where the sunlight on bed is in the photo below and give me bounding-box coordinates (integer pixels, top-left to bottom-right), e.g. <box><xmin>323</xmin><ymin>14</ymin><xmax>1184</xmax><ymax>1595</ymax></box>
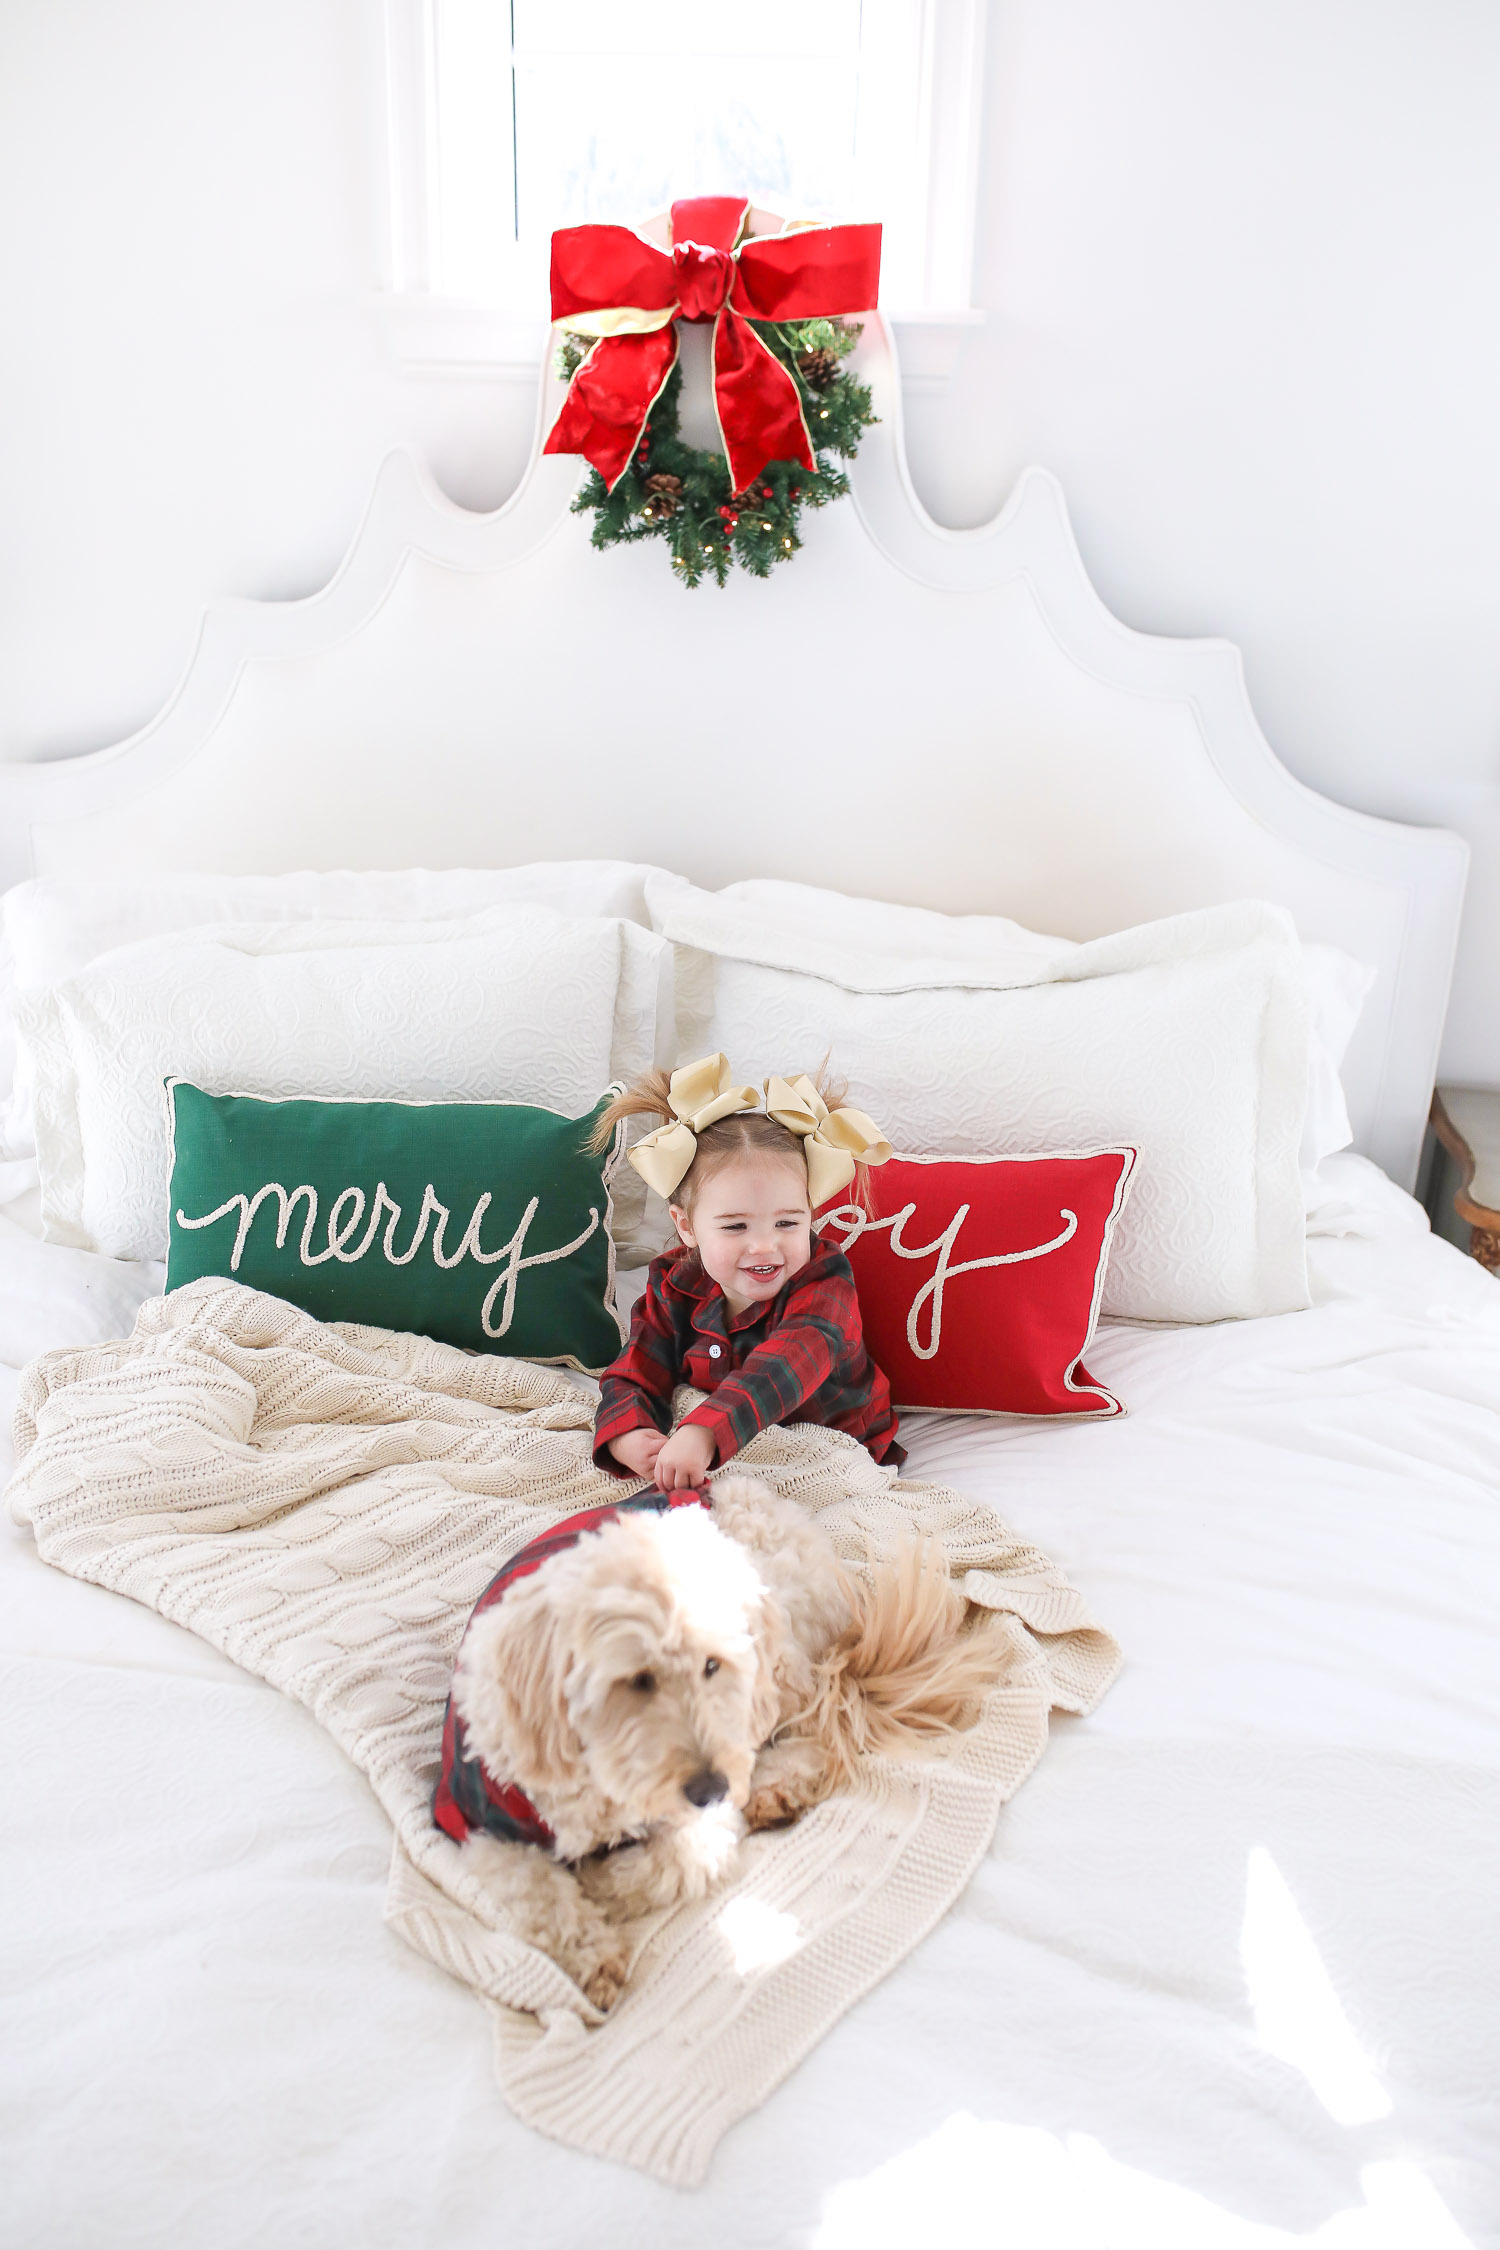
<box><xmin>811</xmin><ymin>2116</ymin><xmax>1475</xmax><ymax>2248</ymax></box>
<box><xmin>716</xmin><ymin>1893</ymin><xmax>803</xmax><ymax>1976</ymax></box>
<box><xmin>1241</xmin><ymin>1845</ymin><xmax>1391</xmax><ymax>2127</ymax></box>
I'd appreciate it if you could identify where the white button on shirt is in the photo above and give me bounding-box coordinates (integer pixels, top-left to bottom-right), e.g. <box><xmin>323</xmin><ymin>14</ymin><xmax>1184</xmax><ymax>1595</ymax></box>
<box><xmin>708</xmin><ymin>1345</ymin><xmax>721</xmax><ymax>1359</ymax></box>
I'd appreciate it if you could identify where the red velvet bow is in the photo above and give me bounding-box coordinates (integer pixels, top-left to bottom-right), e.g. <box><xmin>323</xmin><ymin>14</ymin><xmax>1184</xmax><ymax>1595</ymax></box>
<box><xmin>543</xmin><ymin>196</ymin><xmax>882</xmax><ymax>496</ymax></box>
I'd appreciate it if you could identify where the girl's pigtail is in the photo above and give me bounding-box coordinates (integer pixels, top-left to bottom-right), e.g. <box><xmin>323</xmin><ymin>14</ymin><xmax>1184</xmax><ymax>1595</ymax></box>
<box><xmin>803</xmin><ymin>1054</ymin><xmax>880</xmax><ymax>1222</ymax></box>
<box><xmin>807</xmin><ymin>1051</ymin><xmax>848</xmax><ymax>1114</ymax></box>
<box><xmin>587</xmin><ymin>1069</ymin><xmax>675</xmax><ymax>1155</ymax></box>
<box><xmin>844</xmin><ymin>1158</ymin><xmax>879</xmax><ymax>1222</ymax></box>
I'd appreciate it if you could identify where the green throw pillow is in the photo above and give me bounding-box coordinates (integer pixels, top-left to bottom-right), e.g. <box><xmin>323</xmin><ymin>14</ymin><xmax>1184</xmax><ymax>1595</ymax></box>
<box><xmin>165</xmin><ymin>1080</ymin><xmax>625</xmax><ymax>1371</ymax></box>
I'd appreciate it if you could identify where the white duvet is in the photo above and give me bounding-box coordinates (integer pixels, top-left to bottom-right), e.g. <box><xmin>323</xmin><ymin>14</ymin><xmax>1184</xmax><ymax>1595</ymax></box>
<box><xmin>2</xmin><ymin>1155</ymin><xmax>1497</xmax><ymax>2250</ymax></box>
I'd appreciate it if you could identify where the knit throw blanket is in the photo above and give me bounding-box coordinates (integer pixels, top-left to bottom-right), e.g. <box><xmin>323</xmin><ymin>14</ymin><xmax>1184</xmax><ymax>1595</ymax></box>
<box><xmin>9</xmin><ymin>1279</ymin><xmax>1119</xmax><ymax>2187</ymax></box>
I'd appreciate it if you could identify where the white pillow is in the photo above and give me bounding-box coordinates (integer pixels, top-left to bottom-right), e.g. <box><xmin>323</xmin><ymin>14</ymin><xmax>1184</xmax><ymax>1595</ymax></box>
<box><xmin>0</xmin><ymin>927</ymin><xmax>15</xmax><ymax>1130</ymax></box>
<box><xmin>646</xmin><ymin>874</ymin><xmax>1372</xmax><ymax>1175</ymax></box>
<box><xmin>646</xmin><ymin>875</ymin><xmax>1312</xmax><ymax>1323</ymax></box>
<box><xmin>18</xmin><ymin>904</ymin><xmax>659</xmax><ymax>1263</ymax></box>
<box><xmin>1300</xmin><ymin>941</ymin><xmax>1376</xmax><ymax>1173</ymax></box>
<box><xmin>647</xmin><ymin>876</ymin><xmax>1080</xmax><ymax>989</ymax></box>
<box><xmin>2</xmin><ymin>862</ymin><xmax>661</xmax><ymax>987</ymax></box>
<box><xmin>0</xmin><ymin>862</ymin><xmax>667</xmax><ymax>1157</ymax></box>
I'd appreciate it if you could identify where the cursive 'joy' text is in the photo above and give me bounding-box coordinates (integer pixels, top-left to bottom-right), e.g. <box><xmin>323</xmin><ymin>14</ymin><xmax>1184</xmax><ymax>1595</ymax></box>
<box><xmin>821</xmin><ymin>1200</ymin><xmax>1078</xmax><ymax>1358</ymax></box>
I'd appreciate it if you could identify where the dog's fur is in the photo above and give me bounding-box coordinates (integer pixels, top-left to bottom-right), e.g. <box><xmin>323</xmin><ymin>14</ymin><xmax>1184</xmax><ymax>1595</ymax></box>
<box><xmin>450</xmin><ymin>1476</ymin><xmax>1011</xmax><ymax>2008</ymax></box>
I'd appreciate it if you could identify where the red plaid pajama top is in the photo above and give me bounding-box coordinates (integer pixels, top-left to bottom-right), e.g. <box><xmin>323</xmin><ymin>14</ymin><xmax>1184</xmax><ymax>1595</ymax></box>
<box><xmin>593</xmin><ymin>1236</ymin><xmax>904</xmax><ymax>1474</ymax></box>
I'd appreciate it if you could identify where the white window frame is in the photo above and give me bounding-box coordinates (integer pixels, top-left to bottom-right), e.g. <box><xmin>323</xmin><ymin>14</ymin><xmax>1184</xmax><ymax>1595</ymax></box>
<box><xmin>374</xmin><ymin>0</ymin><xmax>985</xmax><ymax>385</ymax></box>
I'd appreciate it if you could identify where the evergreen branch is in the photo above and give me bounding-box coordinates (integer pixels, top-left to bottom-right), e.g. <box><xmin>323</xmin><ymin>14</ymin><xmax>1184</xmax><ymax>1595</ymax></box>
<box><xmin>563</xmin><ymin>320</ymin><xmax>878</xmax><ymax>587</ymax></box>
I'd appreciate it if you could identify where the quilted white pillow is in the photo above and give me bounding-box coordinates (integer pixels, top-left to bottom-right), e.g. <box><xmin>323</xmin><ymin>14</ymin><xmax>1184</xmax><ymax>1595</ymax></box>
<box><xmin>646</xmin><ymin>873</ymin><xmax>1369</xmax><ymax>1172</ymax></box>
<box><xmin>18</xmin><ymin>904</ymin><xmax>663</xmax><ymax>1263</ymax></box>
<box><xmin>647</xmin><ymin>875</ymin><xmax>1312</xmax><ymax>1323</ymax></box>
<box><xmin>0</xmin><ymin>861</ymin><xmax>666</xmax><ymax>1155</ymax></box>
<box><xmin>2</xmin><ymin>861</ymin><xmax>661</xmax><ymax>988</ymax></box>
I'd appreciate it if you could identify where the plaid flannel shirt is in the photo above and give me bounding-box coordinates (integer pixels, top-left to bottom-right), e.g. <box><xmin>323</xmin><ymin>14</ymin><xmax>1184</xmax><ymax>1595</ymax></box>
<box><xmin>593</xmin><ymin>1236</ymin><xmax>904</xmax><ymax>1473</ymax></box>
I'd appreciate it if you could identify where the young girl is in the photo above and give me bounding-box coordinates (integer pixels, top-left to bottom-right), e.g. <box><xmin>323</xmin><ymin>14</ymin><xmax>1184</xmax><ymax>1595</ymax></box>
<box><xmin>591</xmin><ymin>1053</ymin><xmax>905</xmax><ymax>1488</ymax></box>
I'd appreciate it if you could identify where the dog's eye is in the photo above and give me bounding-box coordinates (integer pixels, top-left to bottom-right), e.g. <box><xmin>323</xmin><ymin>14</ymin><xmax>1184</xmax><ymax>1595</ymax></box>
<box><xmin>628</xmin><ymin>1670</ymin><xmax>657</xmax><ymax>1694</ymax></box>
<box><xmin>703</xmin><ymin>1657</ymin><xmax>720</xmax><ymax>1678</ymax></box>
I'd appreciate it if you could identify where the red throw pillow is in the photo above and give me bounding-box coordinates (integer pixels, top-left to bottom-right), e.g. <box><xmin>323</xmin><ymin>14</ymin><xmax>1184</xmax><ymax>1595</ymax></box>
<box><xmin>818</xmin><ymin>1148</ymin><xmax>1136</xmax><ymax>1418</ymax></box>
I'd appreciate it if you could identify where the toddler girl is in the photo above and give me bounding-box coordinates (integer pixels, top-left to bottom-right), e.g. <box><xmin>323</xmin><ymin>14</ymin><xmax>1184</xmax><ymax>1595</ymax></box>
<box><xmin>592</xmin><ymin>1054</ymin><xmax>905</xmax><ymax>1488</ymax></box>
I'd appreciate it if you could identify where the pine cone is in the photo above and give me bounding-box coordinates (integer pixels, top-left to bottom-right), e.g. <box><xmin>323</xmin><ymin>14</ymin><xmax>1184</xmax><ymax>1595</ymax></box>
<box><xmin>797</xmin><ymin>348</ymin><xmax>839</xmax><ymax>392</ymax></box>
<box><xmin>641</xmin><ymin>471</ymin><xmax>682</xmax><ymax>522</ymax></box>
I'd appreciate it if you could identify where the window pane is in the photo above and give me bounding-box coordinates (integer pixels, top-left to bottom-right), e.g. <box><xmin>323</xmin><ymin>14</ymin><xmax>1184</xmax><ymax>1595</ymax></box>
<box><xmin>433</xmin><ymin>0</ymin><xmax>517</xmax><ymax>295</ymax></box>
<box><xmin>514</xmin><ymin>55</ymin><xmax>861</xmax><ymax>238</ymax></box>
<box><xmin>512</xmin><ymin>1</ymin><xmax>860</xmax><ymax>60</ymax></box>
<box><xmin>426</xmin><ymin>0</ymin><xmax>877</xmax><ymax>300</ymax></box>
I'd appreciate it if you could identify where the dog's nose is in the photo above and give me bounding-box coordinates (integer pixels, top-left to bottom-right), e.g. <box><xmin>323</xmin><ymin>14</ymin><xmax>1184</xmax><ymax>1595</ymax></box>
<box><xmin>683</xmin><ymin>1768</ymin><xmax>729</xmax><ymax>1808</ymax></box>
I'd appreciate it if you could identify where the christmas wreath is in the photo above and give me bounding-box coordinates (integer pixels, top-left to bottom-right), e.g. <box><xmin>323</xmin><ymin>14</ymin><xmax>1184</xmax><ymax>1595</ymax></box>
<box><xmin>555</xmin><ymin>318</ymin><xmax>875</xmax><ymax>589</ymax></box>
<box><xmin>542</xmin><ymin>196</ymin><xmax>883</xmax><ymax>590</ymax></box>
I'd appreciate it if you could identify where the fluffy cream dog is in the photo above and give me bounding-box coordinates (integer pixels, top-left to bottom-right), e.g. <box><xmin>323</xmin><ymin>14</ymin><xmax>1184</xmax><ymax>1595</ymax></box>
<box><xmin>449</xmin><ymin>1476</ymin><xmax>1008</xmax><ymax>2008</ymax></box>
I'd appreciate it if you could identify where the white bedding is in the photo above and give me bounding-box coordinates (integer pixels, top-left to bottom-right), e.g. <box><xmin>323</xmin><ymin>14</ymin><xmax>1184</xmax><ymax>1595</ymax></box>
<box><xmin>2</xmin><ymin>1155</ymin><xmax>1497</xmax><ymax>2250</ymax></box>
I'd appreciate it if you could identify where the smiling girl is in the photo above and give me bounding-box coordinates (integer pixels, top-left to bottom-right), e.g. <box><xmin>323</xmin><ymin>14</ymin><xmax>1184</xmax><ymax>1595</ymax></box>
<box><xmin>590</xmin><ymin>1055</ymin><xmax>905</xmax><ymax>1489</ymax></box>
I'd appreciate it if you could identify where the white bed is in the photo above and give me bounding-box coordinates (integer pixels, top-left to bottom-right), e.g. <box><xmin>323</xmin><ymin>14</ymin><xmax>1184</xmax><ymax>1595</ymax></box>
<box><xmin>1</xmin><ymin>321</ymin><xmax>1496</xmax><ymax>2249</ymax></box>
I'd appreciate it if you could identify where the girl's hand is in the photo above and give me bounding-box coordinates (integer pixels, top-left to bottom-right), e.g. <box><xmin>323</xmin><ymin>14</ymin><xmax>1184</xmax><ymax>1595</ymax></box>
<box><xmin>608</xmin><ymin>1428</ymin><xmax>666</xmax><ymax>1481</ymax></box>
<box><xmin>653</xmin><ymin>1424</ymin><xmax>716</xmax><ymax>1490</ymax></box>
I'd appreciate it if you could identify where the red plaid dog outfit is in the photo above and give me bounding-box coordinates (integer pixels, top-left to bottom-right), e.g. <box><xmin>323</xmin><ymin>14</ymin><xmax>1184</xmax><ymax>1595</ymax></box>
<box><xmin>593</xmin><ymin>1236</ymin><xmax>903</xmax><ymax>1475</ymax></box>
<box><xmin>432</xmin><ymin>1489</ymin><xmax>709</xmax><ymax>1851</ymax></box>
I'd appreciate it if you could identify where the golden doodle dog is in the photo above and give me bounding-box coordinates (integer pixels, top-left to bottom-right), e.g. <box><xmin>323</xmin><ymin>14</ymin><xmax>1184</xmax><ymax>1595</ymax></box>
<box><xmin>438</xmin><ymin>1475</ymin><xmax>1009</xmax><ymax>2008</ymax></box>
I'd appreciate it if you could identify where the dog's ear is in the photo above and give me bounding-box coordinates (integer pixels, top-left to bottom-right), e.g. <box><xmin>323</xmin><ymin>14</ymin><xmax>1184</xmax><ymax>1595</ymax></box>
<box><xmin>453</xmin><ymin>1574</ymin><xmax>584</xmax><ymax>1801</ymax></box>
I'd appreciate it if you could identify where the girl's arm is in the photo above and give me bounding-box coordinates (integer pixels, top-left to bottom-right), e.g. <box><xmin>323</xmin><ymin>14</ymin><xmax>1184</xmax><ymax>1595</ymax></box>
<box><xmin>679</xmin><ymin>1266</ymin><xmax>855</xmax><ymax>1467</ymax></box>
<box><xmin>592</xmin><ymin>1275</ymin><xmax>682</xmax><ymax>1476</ymax></box>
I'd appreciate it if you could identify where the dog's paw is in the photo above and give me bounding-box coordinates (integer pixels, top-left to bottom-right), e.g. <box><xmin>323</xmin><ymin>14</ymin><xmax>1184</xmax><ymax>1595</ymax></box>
<box><xmin>743</xmin><ymin>1776</ymin><xmax>812</xmax><ymax>1831</ymax></box>
<box><xmin>745</xmin><ymin>1733</ymin><xmax>833</xmax><ymax>1831</ymax></box>
<box><xmin>582</xmin><ymin>1951</ymin><xmax>630</xmax><ymax>2012</ymax></box>
<box><xmin>673</xmin><ymin>1799</ymin><xmax>744</xmax><ymax>1893</ymax></box>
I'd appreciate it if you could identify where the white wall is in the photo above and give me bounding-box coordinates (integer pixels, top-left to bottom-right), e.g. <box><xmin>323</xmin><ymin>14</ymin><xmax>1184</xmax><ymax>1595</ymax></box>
<box><xmin>0</xmin><ymin>0</ymin><xmax>535</xmax><ymax>760</ymax></box>
<box><xmin>2</xmin><ymin>0</ymin><xmax>1496</xmax><ymax>1082</ymax></box>
<box><xmin>911</xmin><ymin>0</ymin><xmax>1500</xmax><ymax>1085</ymax></box>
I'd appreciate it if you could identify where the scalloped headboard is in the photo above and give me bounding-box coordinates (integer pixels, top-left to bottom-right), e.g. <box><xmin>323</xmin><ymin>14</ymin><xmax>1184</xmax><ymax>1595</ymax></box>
<box><xmin>0</xmin><ymin>320</ymin><xmax>1465</xmax><ymax>1189</ymax></box>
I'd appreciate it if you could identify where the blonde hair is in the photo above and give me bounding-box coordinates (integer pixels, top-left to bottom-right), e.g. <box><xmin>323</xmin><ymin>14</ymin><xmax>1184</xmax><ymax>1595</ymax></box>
<box><xmin>589</xmin><ymin>1062</ymin><xmax>877</xmax><ymax>1220</ymax></box>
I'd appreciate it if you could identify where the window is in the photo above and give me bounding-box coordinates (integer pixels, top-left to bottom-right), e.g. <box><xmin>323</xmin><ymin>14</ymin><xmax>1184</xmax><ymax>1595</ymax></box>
<box><xmin>381</xmin><ymin>0</ymin><xmax>985</xmax><ymax>365</ymax></box>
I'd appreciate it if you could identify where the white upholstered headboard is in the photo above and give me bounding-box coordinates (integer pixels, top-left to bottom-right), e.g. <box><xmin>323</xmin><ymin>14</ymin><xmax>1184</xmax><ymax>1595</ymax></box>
<box><xmin>0</xmin><ymin>320</ymin><xmax>1465</xmax><ymax>1190</ymax></box>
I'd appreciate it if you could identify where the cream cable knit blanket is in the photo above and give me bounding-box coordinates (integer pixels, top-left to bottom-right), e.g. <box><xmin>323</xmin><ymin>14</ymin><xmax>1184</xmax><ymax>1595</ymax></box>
<box><xmin>9</xmin><ymin>1279</ymin><xmax>1119</xmax><ymax>2187</ymax></box>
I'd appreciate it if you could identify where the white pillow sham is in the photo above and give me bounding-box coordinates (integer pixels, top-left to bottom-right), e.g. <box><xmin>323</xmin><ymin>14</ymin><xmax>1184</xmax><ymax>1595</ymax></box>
<box><xmin>18</xmin><ymin>904</ymin><xmax>662</xmax><ymax>1263</ymax></box>
<box><xmin>646</xmin><ymin>874</ymin><xmax>1371</xmax><ymax>1178</ymax></box>
<box><xmin>646</xmin><ymin>875</ymin><xmax>1312</xmax><ymax>1323</ymax></box>
<box><xmin>1299</xmin><ymin>941</ymin><xmax>1376</xmax><ymax>1172</ymax></box>
<box><xmin>2</xmin><ymin>861</ymin><xmax>660</xmax><ymax>988</ymax></box>
<box><xmin>0</xmin><ymin>862</ymin><xmax>664</xmax><ymax>1154</ymax></box>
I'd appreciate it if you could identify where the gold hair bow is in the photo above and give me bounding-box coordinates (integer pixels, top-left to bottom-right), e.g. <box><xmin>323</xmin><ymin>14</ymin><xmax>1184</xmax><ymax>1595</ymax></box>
<box><xmin>627</xmin><ymin>1053</ymin><xmax>759</xmax><ymax>1199</ymax></box>
<box><xmin>762</xmin><ymin>1073</ymin><xmax>894</xmax><ymax>1206</ymax></box>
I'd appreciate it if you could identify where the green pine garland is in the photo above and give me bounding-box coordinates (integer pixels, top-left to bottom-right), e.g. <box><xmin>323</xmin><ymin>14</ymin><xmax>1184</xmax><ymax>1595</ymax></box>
<box><xmin>556</xmin><ymin>318</ymin><xmax>877</xmax><ymax>588</ymax></box>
